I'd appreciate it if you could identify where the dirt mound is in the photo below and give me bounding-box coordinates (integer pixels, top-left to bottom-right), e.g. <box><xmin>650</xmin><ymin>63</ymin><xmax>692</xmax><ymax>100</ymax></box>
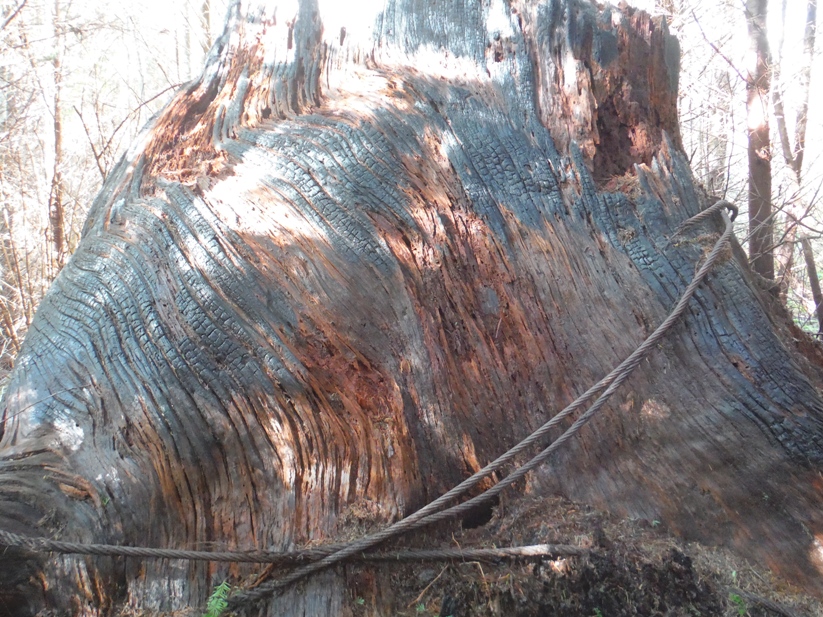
<box><xmin>343</xmin><ymin>496</ymin><xmax>822</xmax><ymax>617</ymax></box>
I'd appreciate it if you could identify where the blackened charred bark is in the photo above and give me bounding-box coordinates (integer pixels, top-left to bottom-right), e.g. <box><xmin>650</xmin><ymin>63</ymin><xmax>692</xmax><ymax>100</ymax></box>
<box><xmin>2</xmin><ymin>1</ymin><xmax>823</xmax><ymax>615</ymax></box>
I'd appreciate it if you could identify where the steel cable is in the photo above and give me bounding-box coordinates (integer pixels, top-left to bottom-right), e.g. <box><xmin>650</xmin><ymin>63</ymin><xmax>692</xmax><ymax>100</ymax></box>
<box><xmin>228</xmin><ymin>200</ymin><xmax>736</xmax><ymax>607</ymax></box>
<box><xmin>0</xmin><ymin>201</ymin><xmax>736</xmax><ymax>612</ymax></box>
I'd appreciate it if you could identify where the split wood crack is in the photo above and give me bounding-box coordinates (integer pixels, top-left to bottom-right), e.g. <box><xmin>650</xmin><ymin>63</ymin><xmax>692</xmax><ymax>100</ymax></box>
<box><xmin>0</xmin><ymin>201</ymin><xmax>763</xmax><ymax>613</ymax></box>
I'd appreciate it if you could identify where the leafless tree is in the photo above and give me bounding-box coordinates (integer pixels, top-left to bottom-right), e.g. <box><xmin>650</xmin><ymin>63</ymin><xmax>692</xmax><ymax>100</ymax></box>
<box><xmin>0</xmin><ymin>0</ymin><xmax>225</xmax><ymax>384</ymax></box>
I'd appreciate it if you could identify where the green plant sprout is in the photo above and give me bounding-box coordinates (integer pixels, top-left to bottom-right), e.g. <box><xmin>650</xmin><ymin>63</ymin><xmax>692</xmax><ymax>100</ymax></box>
<box><xmin>729</xmin><ymin>592</ymin><xmax>748</xmax><ymax>617</ymax></box>
<box><xmin>204</xmin><ymin>581</ymin><xmax>232</xmax><ymax>617</ymax></box>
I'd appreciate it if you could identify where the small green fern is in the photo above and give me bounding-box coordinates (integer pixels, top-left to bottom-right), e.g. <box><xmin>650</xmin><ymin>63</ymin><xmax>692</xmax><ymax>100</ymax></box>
<box><xmin>729</xmin><ymin>592</ymin><xmax>748</xmax><ymax>617</ymax></box>
<box><xmin>204</xmin><ymin>580</ymin><xmax>232</xmax><ymax>617</ymax></box>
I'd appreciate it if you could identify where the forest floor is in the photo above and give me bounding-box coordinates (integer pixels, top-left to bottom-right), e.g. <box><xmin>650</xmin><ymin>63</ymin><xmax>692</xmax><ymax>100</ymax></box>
<box><xmin>339</xmin><ymin>495</ymin><xmax>823</xmax><ymax>617</ymax></box>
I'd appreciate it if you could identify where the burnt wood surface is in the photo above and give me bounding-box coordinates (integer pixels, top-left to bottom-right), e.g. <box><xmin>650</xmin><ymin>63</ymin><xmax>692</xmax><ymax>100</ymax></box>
<box><xmin>2</xmin><ymin>0</ymin><xmax>823</xmax><ymax>614</ymax></box>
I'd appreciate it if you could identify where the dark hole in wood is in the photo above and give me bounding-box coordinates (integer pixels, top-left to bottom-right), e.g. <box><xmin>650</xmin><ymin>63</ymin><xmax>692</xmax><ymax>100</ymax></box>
<box><xmin>460</xmin><ymin>495</ymin><xmax>498</xmax><ymax>529</ymax></box>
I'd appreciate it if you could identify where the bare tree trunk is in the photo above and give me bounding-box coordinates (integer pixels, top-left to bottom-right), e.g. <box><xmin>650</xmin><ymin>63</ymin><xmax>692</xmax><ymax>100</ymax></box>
<box><xmin>746</xmin><ymin>0</ymin><xmax>774</xmax><ymax>281</ymax></box>
<box><xmin>200</xmin><ymin>0</ymin><xmax>211</xmax><ymax>54</ymax></box>
<box><xmin>794</xmin><ymin>0</ymin><xmax>817</xmax><ymax>174</ymax></box>
<box><xmin>184</xmin><ymin>2</ymin><xmax>191</xmax><ymax>79</ymax></box>
<box><xmin>801</xmin><ymin>237</ymin><xmax>823</xmax><ymax>333</ymax></box>
<box><xmin>47</xmin><ymin>0</ymin><xmax>65</xmax><ymax>271</ymax></box>
<box><xmin>773</xmin><ymin>0</ymin><xmax>817</xmax><ymax>300</ymax></box>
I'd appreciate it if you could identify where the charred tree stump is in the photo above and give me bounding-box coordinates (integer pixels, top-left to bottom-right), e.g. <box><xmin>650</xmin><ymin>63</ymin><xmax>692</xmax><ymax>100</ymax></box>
<box><xmin>2</xmin><ymin>0</ymin><xmax>823</xmax><ymax>615</ymax></box>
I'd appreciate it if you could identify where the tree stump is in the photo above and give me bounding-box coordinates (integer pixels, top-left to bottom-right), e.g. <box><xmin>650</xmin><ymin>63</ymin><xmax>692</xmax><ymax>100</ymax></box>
<box><xmin>2</xmin><ymin>0</ymin><xmax>823</xmax><ymax>614</ymax></box>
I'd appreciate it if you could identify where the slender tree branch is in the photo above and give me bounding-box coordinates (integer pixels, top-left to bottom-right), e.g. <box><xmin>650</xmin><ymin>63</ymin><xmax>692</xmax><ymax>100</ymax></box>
<box><xmin>1</xmin><ymin>0</ymin><xmax>28</xmax><ymax>31</ymax></box>
<box><xmin>690</xmin><ymin>10</ymin><xmax>747</xmax><ymax>83</ymax></box>
<box><xmin>99</xmin><ymin>82</ymin><xmax>182</xmax><ymax>160</ymax></box>
<box><xmin>73</xmin><ymin>105</ymin><xmax>106</xmax><ymax>180</ymax></box>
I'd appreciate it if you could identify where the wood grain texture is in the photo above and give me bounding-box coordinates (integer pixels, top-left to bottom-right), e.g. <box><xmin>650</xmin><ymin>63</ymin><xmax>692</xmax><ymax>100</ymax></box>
<box><xmin>2</xmin><ymin>0</ymin><xmax>823</xmax><ymax>614</ymax></box>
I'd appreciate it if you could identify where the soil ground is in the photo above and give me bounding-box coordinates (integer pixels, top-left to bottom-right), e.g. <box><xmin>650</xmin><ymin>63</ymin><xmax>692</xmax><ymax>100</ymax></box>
<box><xmin>117</xmin><ymin>493</ymin><xmax>823</xmax><ymax>617</ymax></box>
<box><xmin>339</xmin><ymin>495</ymin><xmax>823</xmax><ymax>617</ymax></box>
